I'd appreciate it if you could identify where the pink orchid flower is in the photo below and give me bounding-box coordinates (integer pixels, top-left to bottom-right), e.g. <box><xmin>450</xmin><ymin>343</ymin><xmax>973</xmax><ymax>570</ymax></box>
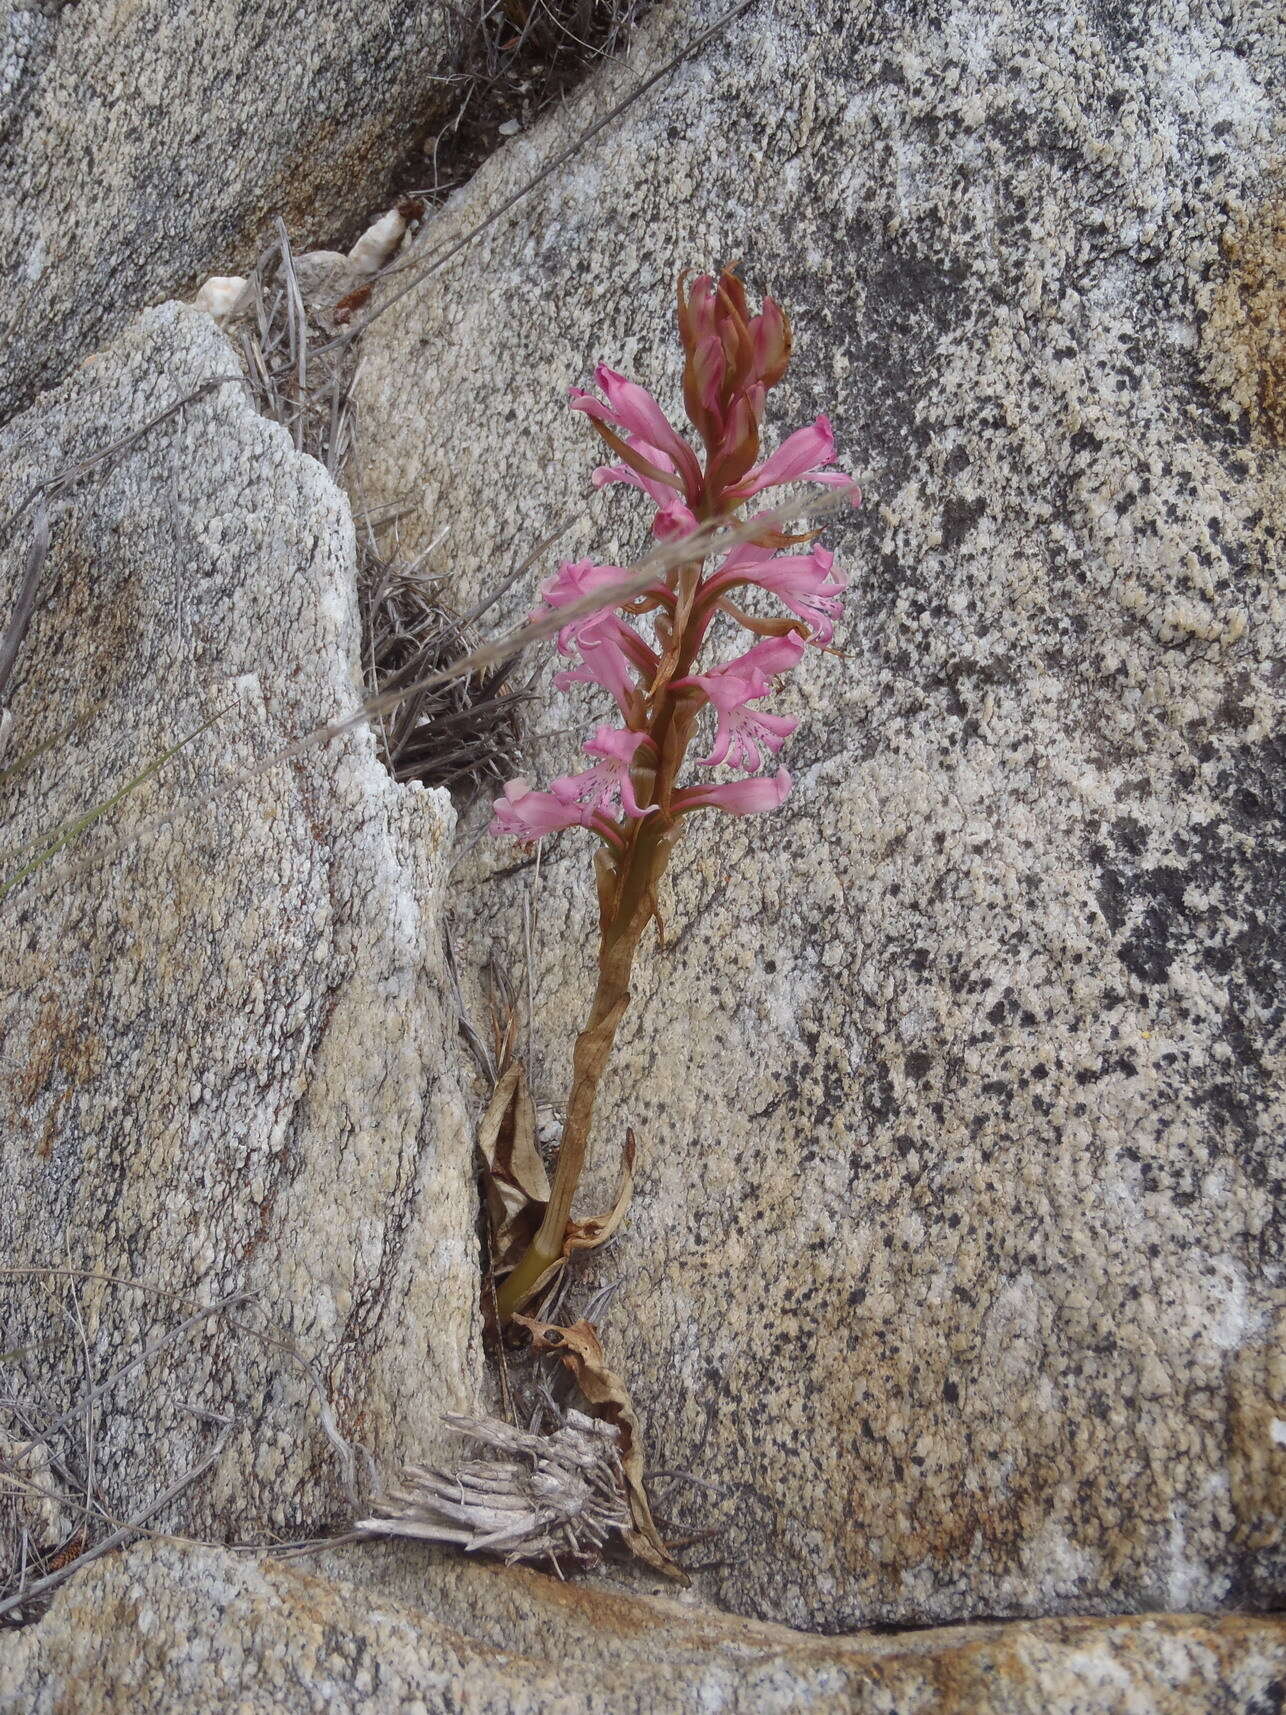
<box><xmin>725</xmin><ymin>414</ymin><xmax>863</xmax><ymax>506</ymax></box>
<box><xmin>538</xmin><ymin>557</ymin><xmax>629</xmax><ymax>613</ymax></box>
<box><xmin>591</xmin><ymin>455</ymin><xmax>700</xmax><ymax>540</ymax></box>
<box><xmin>491</xmin><ymin>268</ymin><xmax>858</xmax><ymax>1324</ymax></box>
<box><xmin>569</xmin><ymin>365</ymin><xmax>703</xmax><ymax>502</ymax></box>
<box><xmin>706</xmin><ymin>543</ymin><xmax>848</xmax><ymax>646</ymax></box>
<box><xmin>673</xmin><ymin>767</ymin><xmax>794</xmax><ymax>818</ymax></box>
<box><xmin>549</xmin><ymin>726</ymin><xmax>657</xmax><ymax>822</ymax></box>
<box><xmin>490</xmin><ymin>778</ymin><xmax>600</xmax><ymax>841</ymax></box>
<box><xmin>552</xmin><ymin>611</ymin><xmax>652</xmax><ymax>716</ymax></box>
<box><xmin>674</xmin><ymin>633</ymin><xmax>806</xmax><ymax>772</ymax></box>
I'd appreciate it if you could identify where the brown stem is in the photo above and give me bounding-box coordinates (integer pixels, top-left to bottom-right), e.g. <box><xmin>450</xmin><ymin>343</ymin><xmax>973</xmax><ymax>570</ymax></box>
<box><xmin>493</xmin><ymin>577</ymin><xmax>709</xmax><ymax>1320</ymax></box>
<box><xmin>494</xmin><ymin>823</ymin><xmax>670</xmax><ymax>1318</ymax></box>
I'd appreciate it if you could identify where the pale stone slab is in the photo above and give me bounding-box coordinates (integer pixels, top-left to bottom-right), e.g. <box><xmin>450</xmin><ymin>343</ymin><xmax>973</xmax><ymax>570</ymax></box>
<box><xmin>0</xmin><ymin>304</ymin><xmax>479</xmax><ymax>1541</ymax></box>
<box><xmin>1</xmin><ymin>1539</ymin><xmax>1282</xmax><ymax>1713</ymax></box>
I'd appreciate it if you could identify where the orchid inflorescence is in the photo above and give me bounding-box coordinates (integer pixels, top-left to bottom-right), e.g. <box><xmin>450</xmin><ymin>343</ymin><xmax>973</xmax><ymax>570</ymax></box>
<box><xmin>489</xmin><ymin>269</ymin><xmax>859</xmax><ymax>1318</ymax></box>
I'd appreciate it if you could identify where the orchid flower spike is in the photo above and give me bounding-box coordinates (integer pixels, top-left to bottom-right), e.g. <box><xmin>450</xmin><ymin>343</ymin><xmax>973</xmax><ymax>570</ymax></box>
<box><xmin>489</xmin><ymin>265</ymin><xmax>861</xmax><ymax>1322</ymax></box>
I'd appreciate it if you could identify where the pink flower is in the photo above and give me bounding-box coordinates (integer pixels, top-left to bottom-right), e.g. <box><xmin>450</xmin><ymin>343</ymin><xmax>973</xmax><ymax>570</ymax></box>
<box><xmin>592</xmin><ymin>456</ymin><xmax>700</xmax><ymax>540</ymax></box>
<box><xmin>550</xmin><ymin>726</ymin><xmax>657</xmax><ymax>821</ymax></box>
<box><xmin>537</xmin><ymin>559</ymin><xmax>634</xmax><ymax>636</ymax></box>
<box><xmin>674</xmin><ymin>633</ymin><xmax>805</xmax><ymax>772</ymax></box>
<box><xmin>490</xmin><ymin>778</ymin><xmax>599</xmax><ymax>840</ymax></box>
<box><xmin>553</xmin><ymin>610</ymin><xmax>657</xmax><ymax>717</ymax></box>
<box><xmin>707</xmin><ymin>544</ymin><xmax>848</xmax><ymax>646</ymax></box>
<box><xmin>553</xmin><ymin>629</ymin><xmax>638</xmax><ymax>715</ymax></box>
<box><xmin>537</xmin><ymin>559</ymin><xmax>658</xmax><ymax>712</ymax></box>
<box><xmin>674</xmin><ymin>767</ymin><xmax>793</xmax><ymax>817</ymax></box>
<box><xmin>726</xmin><ymin>414</ymin><xmax>862</xmax><ymax>506</ymax></box>
<box><xmin>569</xmin><ymin>365</ymin><xmax>703</xmax><ymax>501</ymax></box>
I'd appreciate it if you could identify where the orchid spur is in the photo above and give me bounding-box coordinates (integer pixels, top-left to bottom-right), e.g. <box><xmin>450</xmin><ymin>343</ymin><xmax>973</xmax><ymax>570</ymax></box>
<box><xmin>490</xmin><ymin>269</ymin><xmax>859</xmax><ymax>1317</ymax></box>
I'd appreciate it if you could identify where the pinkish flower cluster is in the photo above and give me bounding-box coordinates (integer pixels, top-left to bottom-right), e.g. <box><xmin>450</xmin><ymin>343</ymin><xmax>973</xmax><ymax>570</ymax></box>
<box><xmin>490</xmin><ymin>270</ymin><xmax>859</xmax><ymax>850</ymax></box>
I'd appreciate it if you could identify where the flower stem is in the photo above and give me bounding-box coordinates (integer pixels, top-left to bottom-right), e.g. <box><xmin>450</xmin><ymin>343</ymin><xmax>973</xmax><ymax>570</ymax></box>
<box><xmin>493</xmin><ymin>554</ymin><xmax>714</xmax><ymax>1321</ymax></box>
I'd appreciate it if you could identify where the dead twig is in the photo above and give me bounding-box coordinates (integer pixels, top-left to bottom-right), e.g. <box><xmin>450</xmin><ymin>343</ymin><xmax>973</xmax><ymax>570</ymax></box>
<box><xmin>0</xmin><ymin>496</ymin><xmax>48</xmax><ymax>708</ymax></box>
<box><xmin>0</xmin><ymin>1427</ymin><xmax>236</xmax><ymax>1626</ymax></box>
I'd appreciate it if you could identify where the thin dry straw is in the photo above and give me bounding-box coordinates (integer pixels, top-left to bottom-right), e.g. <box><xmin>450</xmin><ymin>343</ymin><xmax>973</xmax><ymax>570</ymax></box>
<box><xmin>0</xmin><ymin>491</ymin><xmax>846</xmax><ymax>905</ymax></box>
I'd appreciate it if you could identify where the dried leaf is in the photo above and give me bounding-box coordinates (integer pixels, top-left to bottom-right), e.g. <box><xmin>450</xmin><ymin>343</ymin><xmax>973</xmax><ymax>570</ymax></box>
<box><xmin>563</xmin><ymin>1128</ymin><xmax>634</xmax><ymax>1258</ymax></box>
<box><xmin>500</xmin><ymin>1126</ymin><xmax>637</xmax><ymax>1310</ymax></box>
<box><xmin>332</xmin><ymin>283</ymin><xmax>374</xmax><ymax>325</ymax></box>
<box><xmin>477</xmin><ymin>1065</ymin><xmax>548</xmax><ymax>1272</ymax></box>
<box><xmin>513</xmin><ymin>1314</ymin><xmax>689</xmax><ymax>1584</ymax></box>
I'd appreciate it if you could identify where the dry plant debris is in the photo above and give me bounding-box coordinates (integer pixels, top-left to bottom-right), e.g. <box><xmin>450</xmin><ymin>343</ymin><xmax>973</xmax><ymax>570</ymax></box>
<box><xmin>513</xmin><ymin>1314</ymin><xmax>687</xmax><ymax>1583</ymax></box>
<box><xmin>358</xmin><ymin>547</ymin><xmax>526</xmax><ymax>797</ymax></box>
<box><xmin>191</xmin><ymin>208</ymin><xmax>527</xmax><ymax>804</ymax></box>
<box><xmin>0</xmin><ymin>1268</ymin><xmax>377</xmax><ymax>1627</ymax></box>
<box><xmin>404</xmin><ymin>0</ymin><xmax>651</xmax><ymax>201</ymax></box>
<box><xmin>355</xmin><ymin>1410</ymin><xmax>632</xmax><ymax>1571</ymax></box>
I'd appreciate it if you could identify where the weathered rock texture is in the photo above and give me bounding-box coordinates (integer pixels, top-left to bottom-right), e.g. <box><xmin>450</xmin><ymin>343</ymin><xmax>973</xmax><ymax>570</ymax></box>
<box><xmin>352</xmin><ymin>0</ymin><xmax>1286</xmax><ymax>1629</ymax></box>
<box><xmin>2</xmin><ymin>1539</ymin><xmax>1283</xmax><ymax>1714</ymax></box>
<box><xmin>0</xmin><ymin>304</ymin><xmax>479</xmax><ymax>1541</ymax></box>
<box><xmin>0</xmin><ymin>0</ymin><xmax>457</xmax><ymax>421</ymax></box>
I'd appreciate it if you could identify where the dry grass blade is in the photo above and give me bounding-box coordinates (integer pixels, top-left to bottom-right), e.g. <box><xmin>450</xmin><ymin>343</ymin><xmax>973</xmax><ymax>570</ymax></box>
<box><xmin>3</xmin><ymin>492</ymin><xmax>845</xmax><ymax>900</ymax></box>
<box><xmin>359</xmin><ymin>544</ymin><xmax>526</xmax><ymax>795</ymax></box>
<box><xmin>0</xmin><ymin>496</ymin><xmax>48</xmax><ymax>708</ymax></box>
<box><xmin>0</xmin><ymin>704</ymin><xmax>230</xmax><ymax>902</ymax></box>
<box><xmin>234</xmin><ymin>227</ymin><xmax>359</xmax><ymax>470</ymax></box>
<box><xmin>0</xmin><ymin>0</ymin><xmax>754</xmax><ymax>574</ymax></box>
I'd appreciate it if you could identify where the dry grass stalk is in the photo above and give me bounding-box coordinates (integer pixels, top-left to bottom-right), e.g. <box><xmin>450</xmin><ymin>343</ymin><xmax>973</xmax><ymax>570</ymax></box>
<box><xmin>234</xmin><ymin>222</ymin><xmax>361</xmax><ymax>473</ymax></box>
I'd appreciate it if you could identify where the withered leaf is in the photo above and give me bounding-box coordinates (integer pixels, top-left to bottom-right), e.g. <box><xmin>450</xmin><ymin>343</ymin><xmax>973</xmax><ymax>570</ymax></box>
<box><xmin>563</xmin><ymin>1128</ymin><xmax>634</xmax><ymax>1258</ymax></box>
<box><xmin>477</xmin><ymin>1065</ymin><xmax>548</xmax><ymax>1273</ymax></box>
<box><xmin>333</xmin><ymin>282</ymin><xmax>373</xmax><ymax>325</ymax></box>
<box><xmin>512</xmin><ymin>1313</ymin><xmax>689</xmax><ymax>1585</ymax></box>
<box><xmin>494</xmin><ymin>1128</ymin><xmax>637</xmax><ymax>1311</ymax></box>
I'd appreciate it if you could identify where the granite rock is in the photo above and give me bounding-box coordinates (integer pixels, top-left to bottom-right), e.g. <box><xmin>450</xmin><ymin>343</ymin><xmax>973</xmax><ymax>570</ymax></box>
<box><xmin>2</xmin><ymin>1539</ymin><xmax>1283</xmax><ymax>1713</ymax></box>
<box><xmin>0</xmin><ymin>0</ymin><xmax>456</xmax><ymax>420</ymax></box>
<box><xmin>0</xmin><ymin>304</ymin><xmax>480</xmax><ymax>1542</ymax></box>
<box><xmin>350</xmin><ymin>0</ymin><xmax>1286</xmax><ymax>1629</ymax></box>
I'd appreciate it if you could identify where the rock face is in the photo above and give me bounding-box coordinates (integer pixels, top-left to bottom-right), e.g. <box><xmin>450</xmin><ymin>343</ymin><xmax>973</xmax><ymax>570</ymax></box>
<box><xmin>0</xmin><ymin>0</ymin><xmax>457</xmax><ymax>420</ymax></box>
<box><xmin>352</xmin><ymin>0</ymin><xmax>1286</xmax><ymax>1629</ymax></box>
<box><xmin>0</xmin><ymin>304</ymin><xmax>479</xmax><ymax>1542</ymax></box>
<box><xmin>2</xmin><ymin>1539</ymin><xmax>1283</xmax><ymax>1714</ymax></box>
